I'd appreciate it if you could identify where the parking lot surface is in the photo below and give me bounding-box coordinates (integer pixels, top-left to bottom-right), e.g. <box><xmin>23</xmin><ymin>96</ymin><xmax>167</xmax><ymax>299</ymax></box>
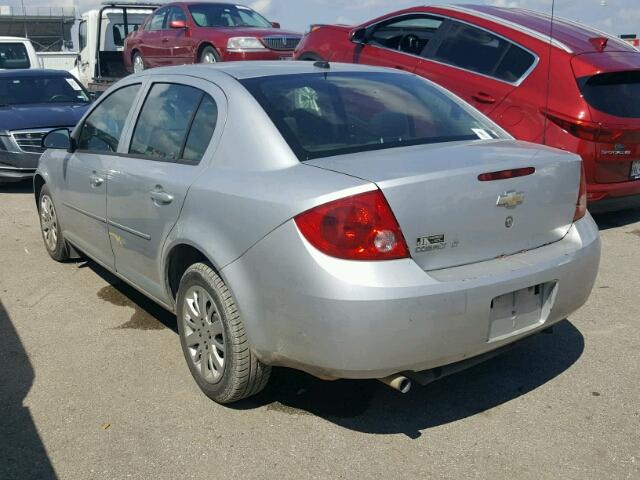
<box><xmin>1</xmin><ymin>182</ymin><xmax>639</xmax><ymax>480</ymax></box>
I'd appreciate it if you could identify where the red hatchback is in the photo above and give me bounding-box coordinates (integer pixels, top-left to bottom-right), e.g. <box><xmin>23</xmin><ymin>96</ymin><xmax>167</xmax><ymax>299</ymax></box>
<box><xmin>124</xmin><ymin>2</ymin><xmax>301</xmax><ymax>72</ymax></box>
<box><xmin>295</xmin><ymin>5</ymin><xmax>640</xmax><ymax>210</ymax></box>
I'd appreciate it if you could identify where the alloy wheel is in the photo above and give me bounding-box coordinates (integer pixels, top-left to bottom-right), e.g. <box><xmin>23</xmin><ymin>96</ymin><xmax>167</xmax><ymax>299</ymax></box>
<box><xmin>40</xmin><ymin>195</ymin><xmax>58</xmax><ymax>252</ymax></box>
<box><xmin>202</xmin><ymin>52</ymin><xmax>217</xmax><ymax>64</ymax></box>
<box><xmin>133</xmin><ymin>54</ymin><xmax>144</xmax><ymax>73</ymax></box>
<box><xmin>182</xmin><ymin>286</ymin><xmax>226</xmax><ymax>383</ymax></box>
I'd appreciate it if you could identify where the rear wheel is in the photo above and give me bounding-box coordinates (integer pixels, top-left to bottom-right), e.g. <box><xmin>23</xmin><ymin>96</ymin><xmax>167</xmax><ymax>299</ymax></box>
<box><xmin>199</xmin><ymin>46</ymin><xmax>220</xmax><ymax>64</ymax></box>
<box><xmin>132</xmin><ymin>52</ymin><xmax>145</xmax><ymax>73</ymax></box>
<box><xmin>38</xmin><ymin>185</ymin><xmax>69</xmax><ymax>262</ymax></box>
<box><xmin>176</xmin><ymin>262</ymin><xmax>270</xmax><ymax>404</ymax></box>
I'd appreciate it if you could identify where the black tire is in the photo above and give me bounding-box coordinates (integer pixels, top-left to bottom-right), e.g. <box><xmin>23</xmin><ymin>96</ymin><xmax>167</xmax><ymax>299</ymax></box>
<box><xmin>38</xmin><ymin>184</ymin><xmax>69</xmax><ymax>262</ymax></box>
<box><xmin>199</xmin><ymin>45</ymin><xmax>220</xmax><ymax>64</ymax></box>
<box><xmin>176</xmin><ymin>262</ymin><xmax>270</xmax><ymax>404</ymax></box>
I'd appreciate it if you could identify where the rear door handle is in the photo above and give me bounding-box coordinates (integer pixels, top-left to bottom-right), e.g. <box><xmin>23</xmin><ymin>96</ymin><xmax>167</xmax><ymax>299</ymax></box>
<box><xmin>89</xmin><ymin>172</ymin><xmax>104</xmax><ymax>187</ymax></box>
<box><xmin>150</xmin><ymin>189</ymin><xmax>174</xmax><ymax>205</ymax></box>
<box><xmin>471</xmin><ymin>92</ymin><xmax>497</xmax><ymax>104</ymax></box>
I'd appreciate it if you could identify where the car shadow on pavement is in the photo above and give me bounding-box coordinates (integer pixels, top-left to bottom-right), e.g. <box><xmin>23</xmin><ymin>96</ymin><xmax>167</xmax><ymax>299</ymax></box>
<box><xmin>78</xmin><ymin>259</ymin><xmax>584</xmax><ymax>440</ymax></box>
<box><xmin>236</xmin><ymin>320</ymin><xmax>584</xmax><ymax>439</ymax></box>
<box><xmin>0</xmin><ymin>300</ymin><xmax>58</xmax><ymax>479</ymax></box>
<box><xmin>592</xmin><ymin>207</ymin><xmax>640</xmax><ymax>230</ymax></box>
<box><xmin>0</xmin><ymin>180</ymin><xmax>34</xmax><ymax>194</ymax></box>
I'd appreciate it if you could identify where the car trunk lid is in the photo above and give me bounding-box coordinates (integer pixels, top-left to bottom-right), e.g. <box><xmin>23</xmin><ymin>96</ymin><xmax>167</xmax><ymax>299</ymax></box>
<box><xmin>306</xmin><ymin>140</ymin><xmax>581</xmax><ymax>271</ymax></box>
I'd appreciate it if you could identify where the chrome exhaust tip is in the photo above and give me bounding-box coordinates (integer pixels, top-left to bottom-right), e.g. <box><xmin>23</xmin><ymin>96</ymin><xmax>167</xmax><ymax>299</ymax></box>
<box><xmin>378</xmin><ymin>374</ymin><xmax>412</xmax><ymax>393</ymax></box>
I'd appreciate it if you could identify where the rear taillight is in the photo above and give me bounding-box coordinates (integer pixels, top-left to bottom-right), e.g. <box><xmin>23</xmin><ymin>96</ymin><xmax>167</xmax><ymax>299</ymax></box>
<box><xmin>544</xmin><ymin>110</ymin><xmax>640</xmax><ymax>143</ymax></box>
<box><xmin>294</xmin><ymin>189</ymin><xmax>409</xmax><ymax>261</ymax></box>
<box><xmin>574</xmin><ymin>166</ymin><xmax>587</xmax><ymax>222</ymax></box>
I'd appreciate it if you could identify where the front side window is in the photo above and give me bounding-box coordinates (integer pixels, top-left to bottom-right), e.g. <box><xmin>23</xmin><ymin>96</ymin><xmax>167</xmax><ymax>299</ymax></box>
<box><xmin>0</xmin><ymin>75</ymin><xmax>90</xmax><ymax>106</ymax></box>
<box><xmin>148</xmin><ymin>9</ymin><xmax>167</xmax><ymax>30</ymax></box>
<box><xmin>167</xmin><ymin>6</ymin><xmax>187</xmax><ymax>24</ymax></box>
<box><xmin>129</xmin><ymin>83</ymin><xmax>215</xmax><ymax>162</ymax></box>
<box><xmin>79</xmin><ymin>21</ymin><xmax>87</xmax><ymax>51</ymax></box>
<box><xmin>188</xmin><ymin>4</ymin><xmax>271</xmax><ymax>28</ymax></box>
<box><xmin>77</xmin><ymin>84</ymin><xmax>141</xmax><ymax>152</ymax></box>
<box><xmin>242</xmin><ymin>72</ymin><xmax>502</xmax><ymax>161</ymax></box>
<box><xmin>369</xmin><ymin>15</ymin><xmax>444</xmax><ymax>56</ymax></box>
<box><xmin>432</xmin><ymin>22</ymin><xmax>535</xmax><ymax>82</ymax></box>
<box><xmin>0</xmin><ymin>43</ymin><xmax>30</xmax><ymax>69</ymax></box>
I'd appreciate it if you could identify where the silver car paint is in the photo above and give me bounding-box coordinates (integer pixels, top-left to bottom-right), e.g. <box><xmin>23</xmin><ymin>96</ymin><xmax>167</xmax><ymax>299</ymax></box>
<box><xmin>36</xmin><ymin>62</ymin><xmax>601</xmax><ymax>380</ymax></box>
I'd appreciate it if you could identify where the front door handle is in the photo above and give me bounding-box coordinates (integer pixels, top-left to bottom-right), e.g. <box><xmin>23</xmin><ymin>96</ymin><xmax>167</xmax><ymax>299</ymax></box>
<box><xmin>89</xmin><ymin>172</ymin><xmax>104</xmax><ymax>187</ymax></box>
<box><xmin>150</xmin><ymin>188</ymin><xmax>174</xmax><ymax>205</ymax></box>
<box><xmin>471</xmin><ymin>92</ymin><xmax>497</xmax><ymax>104</ymax></box>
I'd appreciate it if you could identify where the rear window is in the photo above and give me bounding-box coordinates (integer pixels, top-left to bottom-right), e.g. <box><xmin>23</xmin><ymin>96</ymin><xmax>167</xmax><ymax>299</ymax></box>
<box><xmin>241</xmin><ymin>72</ymin><xmax>503</xmax><ymax>161</ymax></box>
<box><xmin>0</xmin><ymin>43</ymin><xmax>30</xmax><ymax>69</ymax></box>
<box><xmin>579</xmin><ymin>71</ymin><xmax>640</xmax><ymax>118</ymax></box>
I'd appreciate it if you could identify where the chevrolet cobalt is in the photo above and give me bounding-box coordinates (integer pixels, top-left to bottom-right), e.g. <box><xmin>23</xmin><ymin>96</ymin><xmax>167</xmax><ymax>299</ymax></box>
<box><xmin>35</xmin><ymin>62</ymin><xmax>600</xmax><ymax>403</ymax></box>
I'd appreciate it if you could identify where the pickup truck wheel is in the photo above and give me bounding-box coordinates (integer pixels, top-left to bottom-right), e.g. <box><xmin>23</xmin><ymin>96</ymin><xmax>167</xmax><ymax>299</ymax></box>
<box><xmin>176</xmin><ymin>262</ymin><xmax>270</xmax><ymax>404</ymax></box>
<box><xmin>133</xmin><ymin>52</ymin><xmax>145</xmax><ymax>73</ymax></box>
<box><xmin>199</xmin><ymin>46</ymin><xmax>220</xmax><ymax>64</ymax></box>
<box><xmin>38</xmin><ymin>185</ymin><xmax>69</xmax><ymax>262</ymax></box>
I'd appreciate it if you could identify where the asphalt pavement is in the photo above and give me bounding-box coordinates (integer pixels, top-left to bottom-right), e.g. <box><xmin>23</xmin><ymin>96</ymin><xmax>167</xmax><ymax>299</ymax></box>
<box><xmin>1</xmin><ymin>181</ymin><xmax>638</xmax><ymax>479</ymax></box>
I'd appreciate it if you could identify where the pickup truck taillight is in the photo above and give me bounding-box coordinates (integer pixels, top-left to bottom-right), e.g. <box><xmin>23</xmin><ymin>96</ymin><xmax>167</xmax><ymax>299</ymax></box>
<box><xmin>295</xmin><ymin>190</ymin><xmax>409</xmax><ymax>261</ymax></box>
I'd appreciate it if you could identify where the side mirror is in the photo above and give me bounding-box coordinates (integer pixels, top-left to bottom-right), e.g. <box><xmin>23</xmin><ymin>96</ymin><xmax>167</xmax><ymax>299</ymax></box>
<box><xmin>350</xmin><ymin>28</ymin><xmax>368</xmax><ymax>44</ymax></box>
<box><xmin>271</xmin><ymin>21</ymin><xmax>281</xmax><ymax>29</ymax></box>
<box><xmin>89</xmin><ymin>91</ymin><xmax>100</xmax><ymax>101</ymax></box>
<box><xmin>42</xmin><ymin>128</ymin><xmax>74</xmax><ymax>152</ymax></box>
<box><xmin>169</xmin><ymin>20</ymin><xmax>187</xmax><ymax>29</ymax></box>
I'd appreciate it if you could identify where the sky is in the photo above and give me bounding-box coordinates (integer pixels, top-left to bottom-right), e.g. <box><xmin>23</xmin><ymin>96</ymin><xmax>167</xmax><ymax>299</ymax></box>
<box><xmin>6</xmin><ymin>0</ymin><xmax>640</xmax><ymax>37</ymax></box>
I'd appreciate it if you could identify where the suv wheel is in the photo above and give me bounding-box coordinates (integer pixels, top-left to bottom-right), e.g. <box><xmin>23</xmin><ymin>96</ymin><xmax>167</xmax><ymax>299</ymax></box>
<box><xmin>38</xmin><ymin>185</ymin><xmax>69</xmax><ymax>262</ymax></box>
<box><xmin>133</xmin><ymin>52</ymin><xmax>145</xmax><ymax>73</ymax></box>
<box><xmin>176</xmin><ymin>262</ymin><xmax>270</xmax><ymax>403</ymax></box>
<box><xmin>199</xmin><ymin>46</ymin><xmax>220</xmax><ymax>64</ymax></box>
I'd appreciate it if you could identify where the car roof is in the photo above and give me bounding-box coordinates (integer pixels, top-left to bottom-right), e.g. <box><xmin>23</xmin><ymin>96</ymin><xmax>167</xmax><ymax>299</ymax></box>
<box><xmin>137</xmin><ymin>61</ymin><xmax>405</xmax><ymax>80</ymax></box>
<box><xmin>0</xmin><ymin>69</ymin><xmax>72</xmax><ymax>78</ymax></box>
<box><xmin>439</xmin><ymin>4</ymin><xmax>635</xmax><ymax>54</ymax></box>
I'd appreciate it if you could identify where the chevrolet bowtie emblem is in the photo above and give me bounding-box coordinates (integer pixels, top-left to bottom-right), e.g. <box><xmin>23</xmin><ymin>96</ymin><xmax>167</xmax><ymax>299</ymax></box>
<box><xmin>496</xmin><ymin>191</ymin><xmax>524</xmax><ymax>208</ymax></box>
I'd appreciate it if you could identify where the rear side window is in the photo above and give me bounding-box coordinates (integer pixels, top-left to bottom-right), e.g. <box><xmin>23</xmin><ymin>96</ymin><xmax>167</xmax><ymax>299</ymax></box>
<box><xmin>432</xmin><ymin>22</ymin><xmax>535</xmax><ymax>82</ymax></box>
<box><xmin>77</xmin><ymin>84</ymin><xmax>141</xmax><ymax>152</ymax></box>
<box><xmin>241</xmin><ymin>72</ymin><xmax>502</xmax><ymax>161</ymax></box>
<box><xmin>129</xmin><ymin>83</ymin><xmax>216</xmax><ymax>163</ymax></box>
<box><xmin>579</xmin><ymin>71</ymin><xmax>640</xmax><ymax>118</ymax></box>
<box><xmin>0</xmin><ymin>43</ymin><xmax>30</xmax><ymax>69</ymax></box>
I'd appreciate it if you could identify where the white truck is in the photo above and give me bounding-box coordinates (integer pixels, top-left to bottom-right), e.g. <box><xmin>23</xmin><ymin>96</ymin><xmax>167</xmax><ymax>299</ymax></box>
<box><xmin>72</xmin><ymin>2</ymin><xmax>159</xmax><ymax>92</ymax></box>
<box><xmin>0</xmin><ymin>36</ymin><xmax>40</xmax><ymax>69</ymax></box>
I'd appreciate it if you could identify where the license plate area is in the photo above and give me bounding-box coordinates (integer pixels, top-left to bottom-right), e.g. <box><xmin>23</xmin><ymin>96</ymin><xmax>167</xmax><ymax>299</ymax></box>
<box><xmin>488</xmin><ymin>282</ymin><xmax>556</xmax><ymax>342</ymax></box>
<box><xmin>631</xmin><ymin>160</ymin><xmax>640</xmax><ymax>180</ymax></box>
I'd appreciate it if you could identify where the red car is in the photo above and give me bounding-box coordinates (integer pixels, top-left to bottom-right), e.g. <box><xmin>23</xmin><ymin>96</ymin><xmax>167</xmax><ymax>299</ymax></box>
<box><xmin>123</xmin><ymin>2</ymin><xmax>301</xmax><ymax>72</ymax></box>
<box><xmin>295</xmin><ymin>5</ymin><xmax>640</xmax><ymax>210</ymax></box>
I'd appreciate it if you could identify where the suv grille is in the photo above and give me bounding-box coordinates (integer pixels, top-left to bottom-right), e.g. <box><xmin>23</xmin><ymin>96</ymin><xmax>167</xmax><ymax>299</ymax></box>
<box><xmin>262</xmin><ymin>36</ymin><xmax>301</xmax><ymax>51</ymax></box>
<box><xmin>11</xmin><ymin>129</ymin><xmax>69</xmax><ymax>154</ymax></box>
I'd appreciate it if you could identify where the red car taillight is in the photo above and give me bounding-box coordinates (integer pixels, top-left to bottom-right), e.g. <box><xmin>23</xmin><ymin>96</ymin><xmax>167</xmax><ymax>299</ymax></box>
<box><xmin>544</xmin><ymin>110</ymin><xmax>640</xmax><ymax>144</ymax></box>
<box><xmin>574</xmin><ymin>166</ymin><xmax>587</xmax><ymax>222</ymax></box>
<box><xmin>294</xmin><ymin>190</ymin><xmax>409</xmax><ymax>261</ymax></box>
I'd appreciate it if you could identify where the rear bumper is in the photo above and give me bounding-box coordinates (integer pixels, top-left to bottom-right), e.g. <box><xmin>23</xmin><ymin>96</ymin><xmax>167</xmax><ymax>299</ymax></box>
<box><xmin>222</xmin><ymin>215</ymin><xmax>601</xmax><ymax>379</ymax></box>
<box><xmin>587</xmin><ymin>178</ymin><xmax>640</xmax><ymax>203</ymax></box>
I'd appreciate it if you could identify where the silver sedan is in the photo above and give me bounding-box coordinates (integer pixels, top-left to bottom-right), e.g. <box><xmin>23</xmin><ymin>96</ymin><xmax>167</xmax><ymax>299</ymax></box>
<box><xmin>35</xmin><ymin>62</ymin><xmax>601</xmax><ymax>403</ymax></box>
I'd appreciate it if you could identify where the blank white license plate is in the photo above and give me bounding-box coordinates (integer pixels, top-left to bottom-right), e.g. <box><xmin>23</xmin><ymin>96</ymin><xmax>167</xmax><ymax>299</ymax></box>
<box><xmin>631</xmin><ymin>160</ymin><xmax>640</xmax><ymax>180</ymax></box>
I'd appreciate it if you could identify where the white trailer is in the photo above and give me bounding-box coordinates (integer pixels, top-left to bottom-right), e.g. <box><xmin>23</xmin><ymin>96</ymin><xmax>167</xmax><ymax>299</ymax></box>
<box><xmin>73</xmin><ymin>2</ymin><xmax>159</xmax><ymax>92</ymax></box>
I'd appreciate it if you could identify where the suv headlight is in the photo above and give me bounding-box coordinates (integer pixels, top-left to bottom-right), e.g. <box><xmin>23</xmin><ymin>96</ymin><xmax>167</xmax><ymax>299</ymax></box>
<box><xmin>227</xmin><ymin>37</ymin><xmax>266</xmax><ymax>51</ymax></box>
